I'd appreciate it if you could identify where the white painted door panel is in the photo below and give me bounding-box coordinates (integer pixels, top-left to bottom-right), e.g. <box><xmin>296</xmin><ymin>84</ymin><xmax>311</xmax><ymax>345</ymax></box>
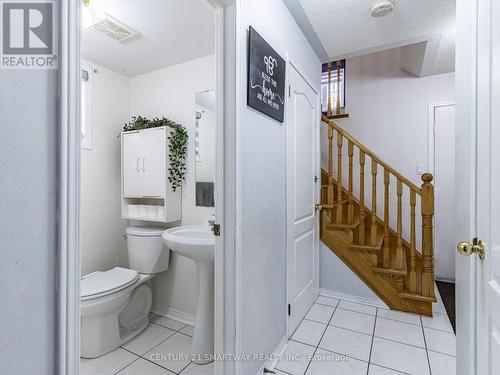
<box><xmin>477</xmin><ymin>0</ymin><xmax>500</xmax><ymax>369</ymax></box>
<box><xmin>123</xmin><ymin>132</ymin><xmax>141</xmax><ymax>197</ymax></box>
<box><xmin>287</xmin><ymin>64</ymin><xmax>319</xmax><ymax>335</ymax></box>
<box><xmin>141</xmin><ymin>127</ymin><xmax>166</xmax><ymax>197</ymax></box>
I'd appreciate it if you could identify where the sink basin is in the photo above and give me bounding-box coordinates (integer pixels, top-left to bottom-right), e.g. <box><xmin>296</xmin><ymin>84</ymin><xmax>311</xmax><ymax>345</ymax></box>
<box><xmin>162</xmin><ymin>225</ymin><xmax>214</xmax><ymax>262</ymax></box>
<box><xmin>162</xmin><ymin>225</ymin><xmax>214</xmax><ymax>364</ymax></box>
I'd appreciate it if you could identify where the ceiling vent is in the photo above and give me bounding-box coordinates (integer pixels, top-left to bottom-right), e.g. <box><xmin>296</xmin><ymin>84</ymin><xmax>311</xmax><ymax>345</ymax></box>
<box><xmin>371</xmin><ymin>0</ymin><xmax>395</xmax><ymax>18</ymax></box>
<box><xmin>89</xmin><ymin>14</ymin><xmax>140</xmax><ymax>42</ymax></box>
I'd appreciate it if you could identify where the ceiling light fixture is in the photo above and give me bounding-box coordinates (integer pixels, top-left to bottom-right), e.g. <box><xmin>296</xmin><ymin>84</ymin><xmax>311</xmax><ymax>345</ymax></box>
<box><xmin>371</xmin><ymin>0</ymin><xmax>395</xmax><ymax>18</ymax></box>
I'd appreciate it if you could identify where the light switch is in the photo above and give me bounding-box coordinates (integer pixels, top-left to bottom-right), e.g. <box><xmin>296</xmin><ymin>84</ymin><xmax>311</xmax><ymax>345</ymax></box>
<box><xmin>416</xmin><ymin>165</ymin><xmax>425</xmax><ymax>175</ymax></box>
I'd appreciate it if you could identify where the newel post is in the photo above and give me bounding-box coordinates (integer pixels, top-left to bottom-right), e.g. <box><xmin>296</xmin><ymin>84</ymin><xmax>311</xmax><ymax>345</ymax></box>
<box><xmin>421</xmin><ymin>173</ymin><xmax>435</xmax><ymax>299</ymax></box>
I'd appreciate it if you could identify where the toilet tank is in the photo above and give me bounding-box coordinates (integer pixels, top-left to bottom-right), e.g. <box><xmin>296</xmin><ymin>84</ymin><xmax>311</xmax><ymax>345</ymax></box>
<box><xmin>126</xmin><ymin>227</ymin><xmax>170</xmax><ymax>274</ymax></box>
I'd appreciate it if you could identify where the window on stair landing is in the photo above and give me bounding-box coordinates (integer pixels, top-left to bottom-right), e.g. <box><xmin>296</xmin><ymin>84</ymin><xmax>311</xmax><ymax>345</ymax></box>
<box><xmin>321</xmin><ymin>59</ymin><xmax>345</xmax><ymax>114</ymax></box>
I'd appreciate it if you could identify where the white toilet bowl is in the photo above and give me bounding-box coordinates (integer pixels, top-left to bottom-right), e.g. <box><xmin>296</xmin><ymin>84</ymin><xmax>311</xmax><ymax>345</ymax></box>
<box><xmin>80</xmin><ymin>227</ymin><xmax>169</xmax><ymax>358</ymax></box>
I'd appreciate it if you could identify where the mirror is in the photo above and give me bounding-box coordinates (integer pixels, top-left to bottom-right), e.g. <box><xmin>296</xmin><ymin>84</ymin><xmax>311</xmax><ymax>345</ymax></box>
<box><xmin>195</xmin><ymin>90</ymin><xmax>216</xmax><ymax>207</ymax></box>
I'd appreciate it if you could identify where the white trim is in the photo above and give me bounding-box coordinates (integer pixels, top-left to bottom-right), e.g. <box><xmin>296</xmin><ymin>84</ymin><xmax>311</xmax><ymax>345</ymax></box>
<box><xmin>285</xmin><ymin>57</ymin><xmax>321</xmax><ymax>340</ymax></box>
<box><xmin>151</xmin><ymin>305</ymin><xmax>196</xmax><ymax>327</ymax></box>
<box><xmin>57</xmin><ymin>1</ymin><xmax>81</xmax><ymax>375</ymax></box>
<box><xmin>319</xmin><ymin>288</ymin><xmax>389</xmax><ymax>309</ymax></box>
<box><xmin>57</xmin><ymin>2</ymin><xmax>235</xmax><ymax>375</ymax></box>
<box><xmin>233</xmin><ymin>1</ymin><xmax>243</xmax><ymax>374</ymax></box>
<box><xmin>455</xmin><ymin>0</ymin><xmax>478</xmax><ymax>373</ymax></box>
<box><xmin>427</xmin><ymin>101</ymin><xmax>455</xmax><ymax>176</ymax></box>
<box><xmin>288</xmin><ymin>58</ymin><xmax>320</xmax><ymax>95</ymax></box>
<box><xmin>260</xmin><ymin>335</ymin><xmax>289</xmax><ymax>374</ymax></box>
<box><xmin>212</xmin><ymin>2</ymin><xmax>229</xmax><ymax>374</ymax></box>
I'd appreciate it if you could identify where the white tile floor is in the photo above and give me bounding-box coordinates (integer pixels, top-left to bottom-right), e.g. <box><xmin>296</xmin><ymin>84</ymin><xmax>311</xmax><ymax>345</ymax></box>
<box><xmin>80</xmin><ymin>288</ymin><xmax>455</xmax><ymax>375</ymax></box>
<box><xmin>275</xmin><ymin>289</ymin><xmax>456</xmax><ymax>375</ymax></box>
<box><xmin>80</xmin><ymin>313</ymin><xmax>213</xmax><ymax>375</ymax></box>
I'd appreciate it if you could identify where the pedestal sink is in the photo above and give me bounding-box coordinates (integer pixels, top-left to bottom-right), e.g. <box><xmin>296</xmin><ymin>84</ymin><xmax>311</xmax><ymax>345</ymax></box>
<box><xmin>162</xmin><ymin>225</ymin><xmax>214</xmax><ymax>364</ymax></box>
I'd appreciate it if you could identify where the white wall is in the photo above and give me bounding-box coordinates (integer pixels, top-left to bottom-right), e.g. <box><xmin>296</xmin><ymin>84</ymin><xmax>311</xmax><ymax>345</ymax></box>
<box><xmin>320</xmin><ymin>244</ymin><xmax>380</xmax><ymax>300</ymax></box>
<box><xmin>80</xmin><ymin>62</ymin><xmax>130</xmax><ymax>276</ymax></box>
<box><xmin>235</xmin><ymin>1</ymin><xmax>321</xmax><ymax>374</ymax></box>
<box><xmin>129</xmin><ymin>54</ymin><xmax>216</xmax><ymax>317</ymax></box>
<box><xmin>0</xmin><ymin>71</ymin><xmax>57</xmax><ymax>374</ymax></box>
<box><xmin>320</xmin><ymin>48</ymin><xmax>455</xmax><ymax>296</ymax></box>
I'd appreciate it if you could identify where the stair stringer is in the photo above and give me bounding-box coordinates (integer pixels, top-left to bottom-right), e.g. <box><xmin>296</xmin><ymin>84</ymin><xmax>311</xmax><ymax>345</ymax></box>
<box><xmin>321</xmin><ymin>212</ymin><xmax>433</xmax><ymax>316</ymax></box>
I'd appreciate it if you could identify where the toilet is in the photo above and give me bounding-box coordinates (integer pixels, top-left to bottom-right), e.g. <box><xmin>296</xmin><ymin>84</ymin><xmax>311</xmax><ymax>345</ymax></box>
<box><xmin>80</xmin><ymin>226</ymin><xmax>169</xmax><ymax>358</ymax></box>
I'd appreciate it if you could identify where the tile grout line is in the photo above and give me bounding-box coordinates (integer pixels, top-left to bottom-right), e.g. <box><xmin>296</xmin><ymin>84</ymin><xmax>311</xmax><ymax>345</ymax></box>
<box><xmin>111</xmin><ymin>354</ymin><xmax>142</xmax><ymax>375</ymax></box>
<box><xmin>125</xmin><ymin>318</ymin><xmax>190</xmax><ymax>374</ymax></box>
<box><xmin>420</xmin><ymin>315</ymin><xmax>433</xmax><ymax>375</ymax></box>
<box><xmin>276</xmin><ymin>295</ymin><xmax>330</xmax><ymax>374</ymax></box>
<box><xmin>302</xmin><ymin>297</ymin><xmax>340</xmax><ymax>374</ymax></box>
<box><xmin>366</xmin><ymin>307</ymin><xmax>378</xmax><ymax>375</ymax></box>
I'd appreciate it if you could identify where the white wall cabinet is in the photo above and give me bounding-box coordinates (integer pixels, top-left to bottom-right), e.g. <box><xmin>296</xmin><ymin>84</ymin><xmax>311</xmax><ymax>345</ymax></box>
<box><xmin>121</xmin><ymin>126</ymin><xmax>181</xmax><ymax>223</ymax></box>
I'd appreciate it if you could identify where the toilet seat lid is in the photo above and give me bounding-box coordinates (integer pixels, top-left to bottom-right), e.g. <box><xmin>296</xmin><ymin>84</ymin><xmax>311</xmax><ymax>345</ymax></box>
<box><xmin>81</xmin><ymin>267</ymin><xmax>139</xmax><ymax>300</ymax></box>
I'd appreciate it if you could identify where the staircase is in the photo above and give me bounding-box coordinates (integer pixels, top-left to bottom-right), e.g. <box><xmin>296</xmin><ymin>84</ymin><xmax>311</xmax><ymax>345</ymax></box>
<box><xmin>320</xmin><ymin>116</ymin><xmax>436</xmax><ymax>316</ymax></box>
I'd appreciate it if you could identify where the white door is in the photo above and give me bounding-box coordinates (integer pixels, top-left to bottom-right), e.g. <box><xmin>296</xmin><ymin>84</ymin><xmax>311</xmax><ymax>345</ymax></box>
<box><xmin>141</xmin><ymin>127</ymin><xmax>166</xmax><ymax>197</ymax></box>
<box><xmin>286</xmin><ymin>63</ymin><xmax>320</xmax><ymax>334</ymax></box>
<box><xmin>456</xmin><ymin>0</ymin><xmax>500</xmax><ymax>374</ymax></box>
<box><xmin>432</xmin><ymin>104</ymin><xmax>456</xmax><ymax>281</ymax></box>
<box><xmin>123</xmin><ymin>131</ymin><xmax>141</xmax><ymax>197</ymax></box>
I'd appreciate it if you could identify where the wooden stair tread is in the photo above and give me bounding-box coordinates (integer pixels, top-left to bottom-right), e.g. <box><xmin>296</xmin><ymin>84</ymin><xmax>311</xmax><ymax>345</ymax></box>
<box><xmin>319</xmin><ymin>164</ymin><xmax>435</xmax><ymax>316</ymax></box>
<box><xmin>326</xmin><ymin>216</ymin><xmax>360</xmax><ymax>230</ymax></box>
<box><xmin>399</xmin><ymin>292</ymin><xmax>437</xmax><ymax>303</ymax></box>
<box><xmin>372</xmin><ymin>245</ymin><xmax>408</xmax><ymax>276</ymax></box>
<box><xmin>349</xmin><ymin>225</ymin><xmax>384</xmax><ymax>252</ymax></box>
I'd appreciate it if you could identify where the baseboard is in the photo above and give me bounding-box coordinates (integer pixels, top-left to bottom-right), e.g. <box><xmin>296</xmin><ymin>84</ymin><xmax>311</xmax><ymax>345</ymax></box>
<box><xmin>151</xmin><ymin>303</ymin><xmax>196</xmax><ymax>326</ymax></box>
<box><xmin>435</xmin><ymin>277</ymin><xmax>455</xmax><ymax>283</ymax></box>
<box><xmin>257</xmin><ymin>334</ymin><xmax>288</xmax><ymax>375</ymax></box>
<box><xmin>319</xmin><ymin>287</ymin><xmax>389</xmax><ymax>309</ymax></box>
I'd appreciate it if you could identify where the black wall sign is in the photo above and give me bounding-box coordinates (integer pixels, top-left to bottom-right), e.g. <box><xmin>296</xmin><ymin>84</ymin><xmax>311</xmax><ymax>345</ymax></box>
<box><xmin>247</xmin><ymin>26</ymin><xmax>286</xmax><ymax>123</ymax></box>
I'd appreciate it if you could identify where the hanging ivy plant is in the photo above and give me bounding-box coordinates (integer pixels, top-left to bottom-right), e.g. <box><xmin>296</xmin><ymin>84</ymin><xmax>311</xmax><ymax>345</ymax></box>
<box><xmin>123</xmin><ymin>116</ymin><xmax>188</xmax><ymax>192</ymax></box>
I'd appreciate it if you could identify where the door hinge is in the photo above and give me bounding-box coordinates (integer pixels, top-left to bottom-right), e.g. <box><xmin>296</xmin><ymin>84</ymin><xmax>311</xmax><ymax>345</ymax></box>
<box><xmin>213</xmin><ymin>224</ymin><xmax>221</xmax><ymax>237</ymax></box>
<box><xmin>314</xmin><ymin>175</ymin><xmax>318</xmax><ymax>183</ymax></box>
<box><xmin>288</xmin><ymin>303</ymin><xmax>291</xmax><ymax>316</ymax></box>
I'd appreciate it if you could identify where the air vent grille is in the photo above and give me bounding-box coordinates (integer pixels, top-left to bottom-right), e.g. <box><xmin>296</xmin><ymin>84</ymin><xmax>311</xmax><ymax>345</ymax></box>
<box><xmin>90</xmin><ymin>14</ymin><xmax>139</xmax><ymax>42</ymax></box>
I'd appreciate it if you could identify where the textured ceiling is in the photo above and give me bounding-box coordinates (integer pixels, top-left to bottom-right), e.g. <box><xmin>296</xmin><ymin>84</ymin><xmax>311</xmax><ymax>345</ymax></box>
<box><xmin>82</xmin><ymin>0</ymin><xmax>215</xmax><ymax>76</ymax></box>
<box><xmin>298</xmin><ymin>0</ymin><xmax>455</xmax><ymax>74</ymax></box>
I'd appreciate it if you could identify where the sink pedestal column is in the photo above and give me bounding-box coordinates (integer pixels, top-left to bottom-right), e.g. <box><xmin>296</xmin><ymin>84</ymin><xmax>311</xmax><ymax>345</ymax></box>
<box><xmin>191</xmin><ymin>260</ymin><xmax>214</xmax><ymax>364</ymax></box>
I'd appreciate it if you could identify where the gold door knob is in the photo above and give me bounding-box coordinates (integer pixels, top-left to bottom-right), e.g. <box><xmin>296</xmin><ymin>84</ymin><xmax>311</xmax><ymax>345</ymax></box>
<box><xmin>457</xmin><ymin>238</ymin><xmax>485</xmax><ymax>260</ymax></box>
<box><xmin>314</xmin><ymin>203</ymin><xmax>323</xmax><ymax>212</ymax></box>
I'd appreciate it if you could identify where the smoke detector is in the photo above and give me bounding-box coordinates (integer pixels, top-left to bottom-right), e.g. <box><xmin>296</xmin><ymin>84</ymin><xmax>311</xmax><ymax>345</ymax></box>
<box><xmin>89</xmin><ymin>14</ymin><xmax>140</xmax><ymax>42</ymax></box>
<box><xmin>371</xmin><ymin>0</ymin><xmax>395</xmax><ymax>18</ymax></box>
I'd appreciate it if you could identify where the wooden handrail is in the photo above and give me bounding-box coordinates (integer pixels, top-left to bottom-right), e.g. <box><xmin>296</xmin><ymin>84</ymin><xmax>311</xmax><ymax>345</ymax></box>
<box><xmin>322</xmin><ymin>116</ymin><xmax>422</xmax><ymax>194</ymax></box>
<box><xmin>321</xmin><ymin>114</ymin><xmax>435</xmax><ymax>301</ymax></box>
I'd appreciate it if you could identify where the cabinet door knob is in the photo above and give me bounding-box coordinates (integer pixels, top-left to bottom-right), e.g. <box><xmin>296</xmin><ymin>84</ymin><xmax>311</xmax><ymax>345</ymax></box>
<box><xmin>136</xmin><ymin>158</ymin><xmax>140</xmax><ymax>172</ymax></box>
<box><xmin>142</xmin><ymin>157</ymin><xmax>146</xmax><ymax>172</ymax></box>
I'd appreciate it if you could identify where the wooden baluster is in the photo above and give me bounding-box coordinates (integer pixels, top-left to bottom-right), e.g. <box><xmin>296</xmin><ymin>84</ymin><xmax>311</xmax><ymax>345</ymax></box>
<box><xmin>327</xmin><ymin>63</ymin><xmax>333</xmax><ymax>117</ymax></box>
<box><xmin>336</xmin><ymin>133</ymin><xmax>343</xmax><ymax>223</ymax></box>
<box><xmin>327</xmin><ymin>126</ymin><xmax>334</xmax><ymax>205</ymax></box>
<box><xmin>396</xmin><ymin>179</ymin><xmax>404</xmax><ymax>270</ymax></box>
<box><xmin>421</xmin><ymin>173</ymin><xmax>435</xmax><ymax>298</ymax></box>
<box><xmin>370</xmin><ymin>160</ymin><xmax>378</xmax><ymax>246</ymax></box>
<box><xmin>359</xmin><ymin>151</ymin><xmax>366</xmax><ymax>244</ymax></box>
<box><xmin>383</xmin><ymin>169</ymin><xmax>390</xmax><ymax>268</ymax></box>
<box><xmin>347</xmin><ymin>141</ymin><xmax>354</xmax><ymax>224</ymax></box>
<box><xmin>409</xmin><ymin>190</ymin><xmax>417</xmax><ymax>293</ymax></box>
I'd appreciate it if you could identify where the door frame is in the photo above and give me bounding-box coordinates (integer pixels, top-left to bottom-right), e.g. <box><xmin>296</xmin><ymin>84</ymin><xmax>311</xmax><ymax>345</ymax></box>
<box><xmin>285</xmin><ymin>58</ymin><xmax>321</xmax><ymax>338</ymax></box>
<box><xmin>56</xmin><ymin>1</ymin><xmax>234</xmax><ymax>375</ymax></box>
<box><xmin>455</xmin><ymin>0</ymin><xmax>479</xmax><ymax>374</ymax></box>
<box><xmin>427</xmin><ymin>101</ymin><xmax>455</xmax><ymax>178</ymax></box>
<box><xmin>427</xmin><ymin>101</ymin><xmax>455</xmax><ymax>283</ymax></box>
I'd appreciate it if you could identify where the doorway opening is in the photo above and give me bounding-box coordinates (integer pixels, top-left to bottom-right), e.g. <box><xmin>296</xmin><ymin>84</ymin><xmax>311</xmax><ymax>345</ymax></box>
<box><xmin>77</xmin><ymin>1</ymin><xmax>222</xmax><ymax>374</ymax></box>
